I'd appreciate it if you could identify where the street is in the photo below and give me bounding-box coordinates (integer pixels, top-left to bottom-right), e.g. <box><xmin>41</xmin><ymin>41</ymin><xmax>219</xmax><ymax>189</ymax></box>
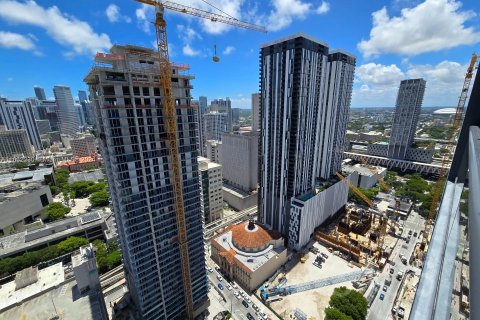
<box><xmin>368</xmin><ymin>211</ymin><xmax>425</xmax><ymax>320</ymax></box>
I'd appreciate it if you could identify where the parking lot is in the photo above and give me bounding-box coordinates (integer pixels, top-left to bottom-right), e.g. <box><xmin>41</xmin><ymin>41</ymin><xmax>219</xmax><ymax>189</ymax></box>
<box><xmin>268</xmin><ymin>241</ymin><xmax>361</xmax><ymax>319</ymax></box>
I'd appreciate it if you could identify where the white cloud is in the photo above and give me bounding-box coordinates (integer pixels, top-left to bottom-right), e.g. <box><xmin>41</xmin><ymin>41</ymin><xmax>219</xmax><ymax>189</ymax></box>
<box><xmin>358</xmin><ymin>0</ymin><xmax>480</xmax><ymax>57</ymax></box>
<box><xmin>0</xmin><ymin>1</ymin><xmax>112</xmax><ymax>57</ymax></box>
<box><xmin>0</xmin><ymin>31</ymin><xmax>36</xmax><ymax>50</ymax></box>
<box><xmin>135</xmin><ymin>3</ymin><xmax>153</xmax><ymax>33</ymax></box>
<box><xmin>222</xmin><ymin>46</ymin><xmax>235</xmax><ymax>55</ymax></box>
<box><xmin>266</xmin><ymin>0</ymin><xmax>311</xmax><ymax>31</ymax></box>
<box><xmin>229</xmin><ymin>96</ymin><xmax>250</xmax><ymax>109</ymax></box>
<box><xmin>183</xmin><ymin>44</ymin><xmax>200</xmax><ymax>56</ymax></box>
<box><xmin>352</xmin><ymin>60</ymin><xmax>468</xmax><ymax>107</ymax></box>
<box><xmin>106</xmin><ymin>4</ymin><xmax>131</xmax><ymax>23</ymax></box>
<box><xmin>177</xmin><ymin>24</ymin><xmax>202</xmax><ymax>43</ymax></box>
<box><xmin>316</xmin><ymin>1</ymin><xmax>330</xmax><ymax>14</ymax></box>
<box><xmin>356</xmin><ymin>63</ymin><xmax>405</xmax><ymax>87</ymax></box>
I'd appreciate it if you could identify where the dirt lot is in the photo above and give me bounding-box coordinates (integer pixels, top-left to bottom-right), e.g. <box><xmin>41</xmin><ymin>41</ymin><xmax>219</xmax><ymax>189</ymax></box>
<box><xmin>269</xmin><ymin>241</ymin><xmax>361</xmax><ymax>319</ymax></box>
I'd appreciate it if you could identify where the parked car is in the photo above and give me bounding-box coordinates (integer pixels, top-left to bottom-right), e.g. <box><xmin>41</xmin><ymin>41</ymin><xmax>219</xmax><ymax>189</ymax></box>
<box><xmin>414</xmin><ymin>232</ymin><xmax>418</xmax><ymax>237</ymax></box>
<box><xmin>379</xmin><ymin>293</ymin><xmax>385</xmax><ymax>301</ymax></box>
<box><xmin>246</xmin><ymin>313</ymin><xmax>255</xmax><ymax>320</ymax></box>
<box><xmin>252</xmin><ymin>304</ymin><xmax>259</xmax><ymax>312</ymax></box>
<box><xmin>408</xmin><ymin>230</ymin><xmax>413</xmax><ymax>236</ymax></box>
<box><xmin>226</xmin><ymin>284</ymin><xmax>232</xmax><ymax>291</ymax></box>
<box><xmin>234</xmin><ymin>291</ymin><xmax>240</xmax><ymax>299</ymax></box>
<box><xmin>206</xmin><ymin>266</ymin><xmax>213</xmax><ymax>273</ymax></box>
<box><xmin>383</xmin><ymin>285</ymin><xmax>388</xmax><ymax>292</ymax></box>
<box><xmin>389</xmin><ymin>268</ymin><xmax>395</xmax><ymax>274</ymax></box>
<box><xmin>242</xmin><ymin>300</ymin><xmax>249</xmax><ymax>308</ymax></box>
<box><xmin>218</xmin><ymin>283</ymin><xmax>224</xmax><ymax>290</ymax></box>
<box><xmin>392</xmin><ymin>307</ymin><xmax>397</xmax><ymax>314</ymax></box>
<box><xmin>217</xmin><ymin>275</ymin><xmax>223</xmax><ymax>281</ymax></box>
<box><xmin>321</xmin><ymin>252</ymin><xmax>329</xmax><ymax>259</ymax></box>
<box><xmin>230</xmin><ymin>282</ymin><xmax>237</xmax><ymax>289</ymax></box>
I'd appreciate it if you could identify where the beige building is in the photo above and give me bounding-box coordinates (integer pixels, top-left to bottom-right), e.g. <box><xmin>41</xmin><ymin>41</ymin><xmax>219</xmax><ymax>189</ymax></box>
<box><xmin>211</xmin><ymin>220</ymin><xmax>288</xmax><ymax>291</ymax></box>
<box><xmin>70</xmin><ymin>134</ymin><xmax>96</xmax><ymax>157</ymax></box>
<box><xmin>0</xmin><ymin>129</ymin><xmax>34</xmax><ymax>158</ymax></box>
<box><xmin>205</xmin><ymin>139</ymin><xmax>221</xmax><ymax>163</ymax></box>
<box><xmin>199</xmin><ymin>156</ymin><xmax>223</xmax><ymax>223</ymax></box>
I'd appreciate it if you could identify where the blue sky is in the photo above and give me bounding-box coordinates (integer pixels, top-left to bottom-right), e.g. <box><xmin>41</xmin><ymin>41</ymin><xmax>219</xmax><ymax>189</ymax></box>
<box><xmin>0</xmin><ymin>0</ymin><xmax>479</xmax><ymax>108</ymax></box>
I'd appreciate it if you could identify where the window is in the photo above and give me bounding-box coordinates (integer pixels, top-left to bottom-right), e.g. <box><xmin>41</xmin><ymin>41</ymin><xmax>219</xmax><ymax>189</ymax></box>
<box><xmin>40</xmin><ymin>194</ymin><xmax>49</xmax><ymax>207</ymax></box>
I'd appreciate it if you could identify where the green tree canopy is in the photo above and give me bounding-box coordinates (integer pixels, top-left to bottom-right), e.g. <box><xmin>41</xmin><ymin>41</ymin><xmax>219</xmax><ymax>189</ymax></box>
<box><xmin>325</xmin><ymin>308</ymin><xmax>353</xmax><ymax>320</ymax></box>
<box><xmin>70</xmin><ymin>181</ymin><xmax>96</xmax><ymax>198</ymax></box>
<box><xmin>14</xmin><ymin>162</ymin><xmax>29</xmax><ymax>169</ymax></box>
<box><xmin>93</xmin><ymin>240</ymin><xmax>122</xmax><ymax>274</ymax></box>
<box><xmin>328</xmin><ymin>287</ymin><xmax>368</xmax><ymax>320</ymax></box>
<box><xmin>46</xmin><ymin>202</ymin><xmax>71</xmax><ymax>220</ymax></box>
<box><xmin>89</xmin><ymin>190</ymin><xmax>109</xmax><ymax>207</ymax></box>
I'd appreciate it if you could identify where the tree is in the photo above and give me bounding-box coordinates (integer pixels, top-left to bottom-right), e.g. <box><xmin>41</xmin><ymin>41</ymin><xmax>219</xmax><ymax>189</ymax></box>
<box><xmin>89</xmin><ymin>190</ymin><xmax>109</xmax><ymax>207</ymax></box>
<box><xmin>46</xmin><ymin>202</ymin><xmax>71</xmax><ymax>220</ymax></box>
<box><xmin>93</xmin><ymin>240</ymin><xmax>122</xmax><ymax>274</ymax></box>
<box><xmin>328</xmin><ymin>287</ymin><xmax>368</xmax><ymax>320</ymax></box>
<box><xmin>86</xmin><ymin>181</ymin><xmax>107</xmax><ymax>194</ymax></box>
<box><xmin>14</xmin><ymin>162</ymin><xmax>29</xmax><ymax>169</ymax></box>
<box><xmin>325</xmin><ymin>308</ymin><xmax>353</xmax><ymax>320</ymax></box>
<box><xmin>70</xmin><ymin>181</ymin><xmax>96</xmax><ymax>198</ymax></box>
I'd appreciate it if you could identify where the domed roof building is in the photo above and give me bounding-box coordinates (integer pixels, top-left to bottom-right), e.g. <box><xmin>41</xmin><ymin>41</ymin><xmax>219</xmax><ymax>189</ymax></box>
<box><xmin>211</xmin><ymin>220</ymin><xmax>287</xmax><ymax>291</ymax></box>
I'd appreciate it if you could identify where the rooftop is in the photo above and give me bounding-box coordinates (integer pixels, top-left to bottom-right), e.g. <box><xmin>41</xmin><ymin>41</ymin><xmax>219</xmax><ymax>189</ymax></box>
<box><xmin>0</xmin><ymin>167</ymin><xmax>53</xmax><ymax>185</ymax></box>
<box><xmin>212</xmin><ymin>222</ymin><xmax>284</xmax><ymax>273</ymax></box>
<box><xmin>0</xmin><ymin>182</ymin><xmax>47</xmax><ymax>204</ymax></box>
<box><xmin>0</xmin><ymin>263</ymin><xmax>105</xmax><ymax>320</ymax></box>
<box><xmin>58</xmin><ymin>154</ymin><xmax>100</xmax><ymax>167</ymax></box>
<box><xmin>68</xmin><ymin>169</ymin><xmax>104</xmax><ymax>183</ymax></box>
<box><xmin>343</xmin><ymin>163</ymin><xmax>386</xmax><ymax>177</ymax></box>
<box><xmin>261</xmin><ymin>33</ymin><xmax>328</xmax><ymax>48</ymax></box>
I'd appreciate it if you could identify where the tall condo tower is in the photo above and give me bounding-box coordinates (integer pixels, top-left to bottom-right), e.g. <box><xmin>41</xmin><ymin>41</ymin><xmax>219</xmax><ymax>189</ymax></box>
<box><xmin>388</xmin><ymin>78</ymin><xmax>426</xmax><ymax>159</ymax></box>
<box><xmin>259</xmin><ymin>34</ymin><xmax>355</xmax><ymax>238</ymax></box>
<box><xmin>0</xmin><ymin>99</ymin><xmax>42</xmax><ymax>150</ymax></box>
<box><xmin>53</xmin><ymin>85</ymin><xmax>80</xmax><ymax>137</ymax></box>
<box><xmin>84</xmin><ymin>45</ymin><xmax>208</xmax><ymax>320</ymax></box>
<box><xmin>203</xmin><ymin>111</ymin><xmax>228</xmax><ymax>142</ymax></box>
<box><xmin>34</xmin><ymin>86</ymin><xmax>46</xmax><ymax>100</ymax></box>
<box><xmin>210</xmin><ymin>98</ymin><xmax>232</xmax><ymax>132</ymax></box>
<box><xmin>198</xmin><ymin>96</ymin><xmax>208</xmax><ymax>156</ymax></box>
<box><xmin>251</xmin><ymin>93</ymin><xmax>260</xmax><ymax>132</ymax></box>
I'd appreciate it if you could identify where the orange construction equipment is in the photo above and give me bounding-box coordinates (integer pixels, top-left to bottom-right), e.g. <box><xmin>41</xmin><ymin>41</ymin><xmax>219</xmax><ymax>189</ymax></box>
<box><xmin>425</xmin><ymin>53</ymin><xmax>478</xmax><ymax>244</ymax></box>
<box><xmin>336</xmin><ymin>172</ymin><xmax>373</xmax><ymax>207</ymax></box>
<box><xmin>131</xmin><ymin>1</ymin><xmax>265</xmax><ymax>318</ymax></box>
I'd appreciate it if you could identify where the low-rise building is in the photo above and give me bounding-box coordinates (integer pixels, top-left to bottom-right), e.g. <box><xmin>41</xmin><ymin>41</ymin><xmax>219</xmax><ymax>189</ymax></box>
<box><xmin>343</xmin><ymin>163</ymin><xmax>387</xmax><ymax>189</ymax></box>
<box><xmin>58</xmin><ymin>153</ymin><xmax>101</xmax><ymax>172</ymax></box>
<box><xmin>199</xmin><ymin>157</ymin><xmax>223</xmax><ymax>223</ymax></box>
<box><xmin>222</xmin><ymin>184</ymin><xmax>258</xmax><ymax>211</ymax></box>
<box><xmin>0</xmin><ymin>182</ymin><xmax>52</xmax><ymax>235</ymax></box>
<box><xmin>211</xmin><ymin>220</ymin><xmax>288</xmax><ymax>291</ymax></box>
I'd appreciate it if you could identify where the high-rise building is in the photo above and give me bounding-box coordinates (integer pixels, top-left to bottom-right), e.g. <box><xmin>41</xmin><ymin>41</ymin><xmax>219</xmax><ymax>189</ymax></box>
<box><xmin>251</xmin><ymin>93</ymin><xmax>260</xmax><ymax>132</ymax></box>
<box><xmin>205</xmin><ymin>140</ymin><xmax>221</xmax><ymax>163</ymax></box>
<box><xmin>198</xmin><ymin>157</ymin><xmax>224</xmax><ymax>223</ymax></box>
<box><xmin>195</xmin><ymin>98</ymin><xmax>206</xmax><ymax>156</ymax></box>
<box><xmin>34</xmin><ymin>86</ymin><xmax>46</xmax><ymax>101</ymax></box>
<box><xmin>388</xmin><ymin>78</ymin><xmax>426</xmax><ymax>159</ymax></box>
<box><xmin>203</xmin><ymin>111</ymin><xmax>228</xmax><ymax>142</ymax></box>
<box><xmin>259</xmin><ymin>34</ymin><xmax>355</xmax><ymax>242</ymax></box>
<box><xmin>70</xmin><ymin>134</ymin><xmax>96</xmax><ymax>158</ymax></box>
<box><xmin>0</xmin><ymin>128</ymin><xmax>33</xmax><ymax>158</ymax></box>
<box><xmin>0</xmin><ymin>99</ymin><xmax>42</xmax><ymax>150</ymax></box>
<box><xmin>78</xmin><ymin>90</ymin><xmax>88</xmax><ymax>103</ymax></box>
<box><xmin>210</xmin><ymin>98</ymin><xmax>232</xmax><ymax>132</ymax></box>
<box><xmin>35</xmin><ymin>119</ymin><xmax>51</xmax><ymax>135</ymax></box>
<box><xmin>220</xmin><ymin>132</ymin><xmax>258</xmax><ymax>192</ymax></box>
<box><xmin>84</xmin><ymin>44</ymin><xmax>208</xmax><ymax>319</ymax></box>
<box><xmin>53</xmin><ymin>85</ymin><xmax>80</xmax><ymax>137</ymax></box>
<box><xmin>199</xmin><ymin>96</ymin><xmax>208</xmax><ymax>113</ymax></box>
<box><xmin>231</xmin><ymin>108</ymin><xmax>240</xmax><ymax>126</ymax></box>
<box><xmin>81</xmin><ymin>101</ymin><xmax>95</xmax><ymax>126</ymax></box>
<box><xmin>76</xmin><ymin>103</ymin><xmax>86</xmax><ymax>127</ymax></box>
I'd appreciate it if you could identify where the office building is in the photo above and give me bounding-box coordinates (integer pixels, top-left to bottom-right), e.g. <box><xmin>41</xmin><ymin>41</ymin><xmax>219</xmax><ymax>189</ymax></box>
<box><xmin>252</xmin><ymin>93</ymin><xmax>260</xmax><ymax>132</ymax></box>
<box><xmin>203</xmin><ymin>111</ymin><xmax>228</xmax><ymax>142</ymax></box>
<box><xmin>231</xmin><ymin>108</ymin><xmax>240</xmax><ymax>125</ymax></box>
<box><xmin>0</xmin><ymin>99</ymin><xmax>42</xmax><ymax>150</ymax></box>
<box><xmin>197</xmin><ymin>96</ymin><xmax>208</xmax><ymax>156</ymax></box>
<box><xmin>58</xmin><ymin>153</ymin><xmax>101</xmax><ymax>172</ymax></box>
<box><xmin>259</xmin><ymin>34</ymin><xmax>355</xmax><ymax>248</ymax></box>
<box><xmin>0</xmin><ymin>128</ymin><xmax>33</xmax><ymax>159</ymax></box>
<box><xmin>81</xmin><ymin>101</ymin><xmax>96</xmax><ymax>126</ymax></box>
<box><xmin>70</xmin><ymin>134</ymin><xmax>96</xmax><ymax>158</ymax></box>
<box><xmin>205</xmin><ymin>140</ymin><xmax>221</xmax><ymax>163</ymax></box>
<box><xmin>388</xmin><ymin>79</ymin><xmax>426</xmax><ymax>159</ymax></box>
<box><xmin>220</xmin><ymin>132</ymin><xmax>258</xmax><ymax>192</ymax></box>
<box><xmin>76</xmin><ymin>103</ymin><xmax>86</xmax><ymax>127</ymax></box>
<box><xmin>35</xmin><ymin>119</ymin><xmax>51</xmax><ymax>135</ymax></box>
<box><xmin>211</xmin><ymin>220</ymin><xmax>287</xmax><ymax>291</ymax></box>
<box><xmin>33</xmin><ymin>86</ymin><xmax>46</xmax><ymax>101</ymax></box>
<box><xmin>199</xmin><ymin>157</ymin><xmax>223</xmax><ymax>223</ymax></box>
<box><xmin>84</xmin><ymin>44</ymin><xmax>208</xmax><ymax>319</ymax></box>
<box><xmin>53</xmin><ymin>85</ymin><xmax>80</xmax><ymax>137</ymax></box>
<box><xmin>78</xmin><ymin>90</ymin><xmax>88</xmax><ymax>103</ymax></box>
<box><xmin>210</xmin><ymin>98</ymin><xmax>232</xmax><ymax>132</ymax></box>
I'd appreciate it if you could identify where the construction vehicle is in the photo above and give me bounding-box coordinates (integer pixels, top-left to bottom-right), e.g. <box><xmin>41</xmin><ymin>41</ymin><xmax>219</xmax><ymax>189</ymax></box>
<box><xmin>359</xmin><ymin>156</ymin><xmax>390</xmax><ymax>191</ymax></box>
<box><xmin>336</xmin><ymin>172</ymin><xmax>373</xmax><ymax>207</ymax></box>
<box><xmin>132</xmin><ymin>1</ymin><xmax>265</xmax><ymax>317</ymax></box>
<box><xmin>424</xmin><ymin>53</ymin><xmax>478</xmax><ymax>245</ymax></box>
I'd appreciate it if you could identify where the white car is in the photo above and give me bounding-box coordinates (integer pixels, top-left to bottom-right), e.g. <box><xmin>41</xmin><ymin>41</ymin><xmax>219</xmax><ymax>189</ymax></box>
<box><xmin>206</xmin><ymin>267</ymin><xmax>213</xmax><ymax>273</ymax></box>
<box><xmin>246</xmin><ymin>296</ymin><xmax>251</xmax><ymax>304</ymax></box>
<box><xmin>230</xmin><ymin>282</ymin><xmax>237</xmax><ymax>289</ymax></box>
<box><xmin>240</xmin><ymin>291</ymin><xmax>246</xmax><ymax>298</ymax></box>
<box><xmin>234</xmin><ymin>291</ymin><xmax>240</xmax><ymax>299</ymax></box>
<box><xmin>226</xmin><ymin>284</ymin><xmax>232</xmax><ymax>291</ymax></box>
<box><xmin>217</xmin><ymin>275</ymin><xmax>223</xmax><ymax>281</ymax></box>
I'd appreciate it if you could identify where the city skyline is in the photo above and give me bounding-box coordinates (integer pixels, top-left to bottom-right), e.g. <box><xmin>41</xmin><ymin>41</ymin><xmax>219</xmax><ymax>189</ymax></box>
<box><xmin>0</xmin><ymin>0</ymin><xmax>478</xmax><ymax>108</ymax></box>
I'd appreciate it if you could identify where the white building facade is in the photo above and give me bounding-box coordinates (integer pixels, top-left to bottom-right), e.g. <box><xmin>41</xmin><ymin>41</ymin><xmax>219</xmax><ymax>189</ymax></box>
<box><xmin>53</xmin><ymin>85</ymin><xmax>80</xmax><ymax>137</ymax></box>
<box><xmin>0</xmin><ymin>100</ymin><xmax>42</xmax><ymax>150</ymax></box>
<box><xmin>199</xmin><ymin>157</ymin><xmax>223</xmax><ymax>223</ymax></box>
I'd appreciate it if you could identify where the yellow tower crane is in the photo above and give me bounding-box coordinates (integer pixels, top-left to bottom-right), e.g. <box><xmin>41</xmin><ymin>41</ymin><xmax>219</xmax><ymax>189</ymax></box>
<box><xmin>336</xmin><ymin>172</ymin><xmax>373</xmax><ymax>207</ymax></box>
<box><xmin>424</xmin><ymin>53</ymin><xmax>478</xmax><ymax>244</ymax></box>
<box><xmin>132</xmin><ymin>1</ymin><xmax>265</xmax><ymax>318</ymax></box>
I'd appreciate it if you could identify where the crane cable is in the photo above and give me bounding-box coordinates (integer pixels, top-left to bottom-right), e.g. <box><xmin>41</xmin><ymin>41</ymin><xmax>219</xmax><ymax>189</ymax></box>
<box><xmin>199</xmin><ymin>0</ymin><xmax>239</xmax><ymax>20</ymax></box>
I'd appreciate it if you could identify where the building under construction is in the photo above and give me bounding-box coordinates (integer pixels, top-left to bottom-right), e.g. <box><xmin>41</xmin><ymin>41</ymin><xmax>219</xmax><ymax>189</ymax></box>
<box><xmin>84</xmin><ymin>45</ymin><xmax>209</xmax><ymax>319</ymax></box>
